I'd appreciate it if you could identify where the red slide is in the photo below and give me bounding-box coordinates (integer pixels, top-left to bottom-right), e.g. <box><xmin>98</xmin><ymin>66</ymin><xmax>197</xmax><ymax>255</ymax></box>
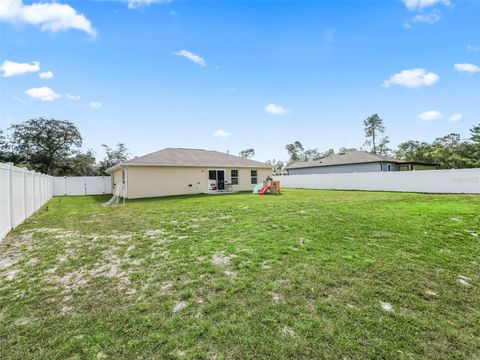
<box><xmin>259</xmin><ymin>185</ymin><xmax>271</xmax><ymax>195</ymax></box>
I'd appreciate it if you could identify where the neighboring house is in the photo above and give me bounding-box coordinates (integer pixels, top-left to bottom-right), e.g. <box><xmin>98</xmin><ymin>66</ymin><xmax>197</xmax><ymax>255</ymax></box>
<box><xmin>286</xmin><ymin>150</ymin><xmax>436</xmax><ymax>175</ymax></box>
<box><xmin>107</xmin><ymin>148</ymin><xmax>272</xmax><ymax>199</ymax></box>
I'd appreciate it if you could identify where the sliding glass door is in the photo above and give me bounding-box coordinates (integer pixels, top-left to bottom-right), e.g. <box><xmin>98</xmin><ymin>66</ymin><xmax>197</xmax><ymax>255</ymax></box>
<box><xmin>208</xmin><ymin>170</ymin><xmax>225</xmax><ymax>192</ymax></box>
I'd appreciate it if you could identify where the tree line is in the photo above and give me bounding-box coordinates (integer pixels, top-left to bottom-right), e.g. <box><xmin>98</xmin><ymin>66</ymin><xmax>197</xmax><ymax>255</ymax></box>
<box><xmin>2</xmin><ymin>115</ymin><xmax>479</xmax><ymax>176</ymax></box>
<box><xmin>0</xmin><ymin>118</ymin><xmax>130</xmax><ymax>176</ymax></box>
<box><xmin>267</xmin><ymin>114</ymin><xmax>479</xmax><ymax>174</ymax></box>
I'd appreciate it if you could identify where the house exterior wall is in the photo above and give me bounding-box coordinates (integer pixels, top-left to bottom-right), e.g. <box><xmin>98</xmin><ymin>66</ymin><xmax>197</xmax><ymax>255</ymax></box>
<box><xmin>380</xmin><ymin>162</ymin><xmax>398</xmax><ymax>172</ymax></box>
<box><xmin>119</xmin><ymin>166</ymin><xmax>271</xmax><ymax>199</ymax></box>
<box><xmin>112</xmin><ymin>169</ymin><xmax>123</xmax><ymax>188</ymax></box>
<box><xmin>288</xmin><ymin>162</ymin><xmax>385</xmax><ymax>175</ymax></box>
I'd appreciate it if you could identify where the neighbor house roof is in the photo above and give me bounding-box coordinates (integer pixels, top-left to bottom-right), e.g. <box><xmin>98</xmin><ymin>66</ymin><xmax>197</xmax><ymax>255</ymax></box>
<box><xmin>286</xmin><ymin>150</ymin><xmax>431</xmax><ymax>170</ymax></box>
<box><xmin>107</xmin><ymin>148</ymin><xmax>271</xmax><ymax>172</ymax></box>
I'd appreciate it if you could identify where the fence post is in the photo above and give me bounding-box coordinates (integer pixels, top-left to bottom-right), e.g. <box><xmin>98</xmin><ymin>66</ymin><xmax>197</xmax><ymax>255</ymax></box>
<box><xmin>22</xmin><ymin>168</ymin><xmax>27</xmax><ymax>222</ymax></box>
<box><xmin>7</xmin><ymin>163</ymin><xmax>13</xmax><ymax>232</ymax></box>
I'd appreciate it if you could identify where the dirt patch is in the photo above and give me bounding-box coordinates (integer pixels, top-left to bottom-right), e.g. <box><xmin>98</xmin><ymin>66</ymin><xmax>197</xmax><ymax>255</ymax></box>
<box><xmin>212</xmin><ymin>252</ymin><xmax>234</xmax><ymax>266</ymax></box>
<box><xmin>0</xmin><ymin>256</ymin><xmax>23</xmax><ymax>271</ymax></box>
<box><xmin>159</xmin><ymin>282</ymin><xmax>173</xmax><ymax>294</ymax></box>
<box><xmin>145</xmin><ymin>229</ymin><xmax>165</xmax><ymax>236</ymax></box>
<box><xmin>109</xmin><ymin>234</ymin><xmax>133</xmax><ymax>240</ymax></box>
<box><xmin>6</xmin><ymin>269</ymin><xmax>20</xmax><ymax>281</ymax></box>
<box><xmin>26</xmin><ymin>258</ymin><xmax>39</xmax><ymax>267</ymax></box>
<box><xmin>14</xmin><ymin>317</ymin><xmax>32</xmax><ymax>326</ymax></box>
<box><xmin>272</xmin><ymin>292</ymin><xmax>283</xmax><ymax>304</ymax></box>
<box><xmin>224</xmin><ymin>269</ymin><xmax>236</xmax><ymax>277</ymax></box>
<box><xmin>380</xmin><ymin>302</ymin><xmax>393</xmax><ymax>312</ymax></box>
<box><xmin>458</xmin><ymin>275</ymin><xmax>472</xmax><ymax>286</ymax></box>
<box><xmin>173</xmin><ymin>301</ymin><xmax>187</xmax><ymax>313</ymax></box>
<box><xmin>282</xmin><ymin>326</ymin><xmax>296</xmax><ymax>337</ymax></box>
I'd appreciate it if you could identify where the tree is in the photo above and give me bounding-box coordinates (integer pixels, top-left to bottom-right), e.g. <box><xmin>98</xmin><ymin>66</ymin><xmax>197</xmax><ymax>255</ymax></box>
<box><xmin>239</xmin><ymin>148</ymin><xmax>255</xmax><ymax>159</ymax></box>
<box><xmin>471</xmin><ymin>123</ymin><xmax>480</xmax><ymax>144</ymax></box>
<box><xmin>470</xmin><ymin>124</ymin><xmax>480</xmax><ymax>168</ymax></box>
<box><xmin>363</xmin><ymin>114</ymin><xmax>387</xmax><ymax>154</ymax></box>
<box><xmin>285</xmin><ymin>141</ymin><xmax>304</xmax><ymax>162</ymax></box>
<box><xmin>395</xmin><ymin>140</ymin><xmax>432</xmax><ymax>162</ymax></box>
<box><xmin>266</xmin><ymin>159</ymin><xmax>285</xmax><ymax>175</ymax></box>
<box><xmin>303</xmin><ymin>148</ymin><xmax>322</xmax><ymax>161</ymax></box>
<box><xmin>430</xmin><ymin>133</ymin><xmax>473</xmax><ymax>169</ymax></box>
<box><xmin>58</xmin><ymin>151</ymin><xmax>99</xmax><ymax>176</ymax></box>
<box><xmin>0</xmin><ymin>128</ymin><xmax>7</xmax><ymax>161</ymax></box>
<box><xmin>338</xmin><ymin>147</ymin><xmax>356</xmax><ymax>153</ymax></box>
<box><xmin>376</xmin><ymin>136</ymin><xmax>391</xmax><ymax>156</ymax></box>
<box><xmin>9</xmin><ymin>118</ymin><xmax>82</xmax><ymax>174</ymax></box>
<box><xmin>98</xmin><ymin>143</ymin><xmax>130</xmax><ymax>175</ymax></box>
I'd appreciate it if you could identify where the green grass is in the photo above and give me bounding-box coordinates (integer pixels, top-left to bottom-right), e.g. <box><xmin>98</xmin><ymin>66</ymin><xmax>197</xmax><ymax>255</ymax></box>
<box><xmin>1</xmin><ymin>189</ymin><xmax>479</xmax><ymax>359</ymax></box>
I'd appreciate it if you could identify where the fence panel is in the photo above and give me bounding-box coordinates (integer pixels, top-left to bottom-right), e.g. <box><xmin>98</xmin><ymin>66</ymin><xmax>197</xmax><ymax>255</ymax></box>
<box><xmin>1</xmin><ymin>163</ymin><xmax>113</xmax><ymax>241</ymax></box>
<box><xmin>275</xmin><ymin>168</ymin><xmax>480</xmax><ymax>194</ymax></box>
<box><xmin>25</xmin><ymin>171</ymin><xmax>35</xmax><ymax>217</ymax></box>
<box><xmin>0</xmin><ymin>163</ymin><xmax>54</xmax><ymax>241</ymax></box>
<box><xmin>85</xmin><ymin>176</ymin><xmax>111</xmax><ymax>195</ymax></box>
<box><xmin>11</xmin><ymin>167</ymin><xmax>26</xmax><ymax>227</ymax></box>
<box><xmin>65</xmin><ymin>177</ymin><xmax>86</xmax><ymax>195</ymax></box>
<box><xmin>0</xmin><ymin>164</ymin><xmax>11</xmax><ymax>239</ymax></box>
<box><xmin>52</xmin><ymin>176</ymin><xmax>112</xmax><ymax>196</ymax></box>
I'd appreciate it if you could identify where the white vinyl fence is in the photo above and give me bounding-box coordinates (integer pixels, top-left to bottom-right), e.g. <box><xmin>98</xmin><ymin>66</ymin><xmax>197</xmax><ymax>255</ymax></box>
<box><xmin>52</xmin><ymin>176</ymin><xmax>111</xmax><ymax>196</ymax></box>
<box><xmin>1</xmin><ymin>163</ymin><xmax>113</xmax><ymax>241</ymax></box>
<box><xmin>1</xmin><ymin>163</ymin><xmax>53</xmax><ymax>240</ymax></box>
<box><xmin>275</xmin><ymin>168</ymin><xmax>480</xmax><ymax>194</ymax></box>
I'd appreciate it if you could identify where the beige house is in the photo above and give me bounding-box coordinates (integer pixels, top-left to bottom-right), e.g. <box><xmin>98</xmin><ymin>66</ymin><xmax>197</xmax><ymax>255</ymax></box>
<box><xmin>107</xmin><ymin>148</ymin><xmax>272</xmax><ymax>199</ymax></box>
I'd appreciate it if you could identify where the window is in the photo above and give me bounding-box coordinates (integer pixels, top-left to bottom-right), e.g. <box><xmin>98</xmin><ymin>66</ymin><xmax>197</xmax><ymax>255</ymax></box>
<box><xmin>251</xmin><ymin>170</ymin><xmax>258</xmax><ymax>184</ymax></box>
<box><xmin>231</xmin><ymin>169</ymin><xmax>239</xmax><ymax>185</ymax></box>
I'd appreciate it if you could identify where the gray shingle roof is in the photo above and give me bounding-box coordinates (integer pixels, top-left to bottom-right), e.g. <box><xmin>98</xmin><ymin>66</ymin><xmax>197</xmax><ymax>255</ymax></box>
<box><xmin>286</xmin><ymin>150</ymin><xmax>403</xmax><ymax>170</ymax></box>
<box><xmin>107</xmin><ymin>148</ymin><xmax>271</xmax><ymax>172</ymax></box>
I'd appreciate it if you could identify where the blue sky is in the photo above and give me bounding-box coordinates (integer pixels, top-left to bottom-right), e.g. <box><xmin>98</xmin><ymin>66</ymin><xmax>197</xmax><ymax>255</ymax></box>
<box><xmin>1</xmin><ymin>0</ymin><xmax>479</xmax><ymax>162</ymax></box>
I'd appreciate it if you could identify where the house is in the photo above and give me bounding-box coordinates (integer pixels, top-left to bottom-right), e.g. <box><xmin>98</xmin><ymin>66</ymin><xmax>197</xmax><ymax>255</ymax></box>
<box><xmin>106</xmin><ymin>148</ymin><xmax>272</xmax><ymax>199</ymax></box>
<box><xmin>286</xmin><ymin>150</ymin><xmax>436</xmax><ymax>175</ymax></box>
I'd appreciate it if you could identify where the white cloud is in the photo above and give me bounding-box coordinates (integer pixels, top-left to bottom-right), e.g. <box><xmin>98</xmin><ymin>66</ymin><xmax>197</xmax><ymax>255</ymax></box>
<box><xmin>90</xmin><ymin>101</ymin><xmax>102</xmax><ymax>109</ymax></box>
<box><xmin>403</xmin><ymin>0</ymin><xmax>450</xmax><ymax>11</ymax></box>
<box><xmin>0</xmin><ymin>60</ymin><xmax>40</xmax><ymax>77</ymax></box>
<box><xmin>383</xmin><ymin>68</ymin><xmax>439</xmax><ymax>88</ymax></box>
<box><xmin>449</xmin><ymin>113</ymin><xmax>463</xmax><ymax>122</ymax></box>
<box><xmin>404</xmin><ymin>10</ymin><xmax>441</xmax><ymax>28</ymax></box>
<box><xmin>454</xmin><ymin>63</ymin><xmax>480</xmax><ymax>74</ymax></box>
<box><xmin>265</xmin><ymin>104</ymin><xmax>288</xmax><ymax>115</ymax></box>
<box><xmin>418</xmin><ymin>110</ymin><xmax>443</xmax><ymax>121</ymax></box>
<box><xmin>126</xmin><ymin>0</ymin><xmax>170</xmax><ymax>9</ymax></box>
<box><xmin>38</xmin><ymin>70</ymin><xmax>53</xmax><ymax>79</ymax></box>
<box><xmin>25</xmin><ymin>86</ymin><xmax>60</xmax><ymax>101</ymax></box>
<box><xmin>0</xmin><ymin>0</ymin><xmax>96</xmax><ymax>36</ymax></box>
<box><xmin>212</xmin><ymin>129</ymin><xmax>231</xmax><ymax>139</ymax></box>
<box><xmin>174</xmin><ymin>50</ymin><xmax>206</xmax><ymax>67</ymax></box>
<box><xmin>467</xmin><ymin>44</ymin><xmax>480</xmax><ymax>52</ymax></box>
<box><xmin>66</xmin><ymin>93</ymin><xmax>80</xmax><ymax>101</ymax></box>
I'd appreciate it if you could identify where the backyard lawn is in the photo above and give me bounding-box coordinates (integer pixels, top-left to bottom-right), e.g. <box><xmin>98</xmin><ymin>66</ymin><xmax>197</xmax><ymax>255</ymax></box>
<box><xmin>0</xmin><ymin>189</ymin><xmax>479</xmax><ymax>359</ymax></box>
